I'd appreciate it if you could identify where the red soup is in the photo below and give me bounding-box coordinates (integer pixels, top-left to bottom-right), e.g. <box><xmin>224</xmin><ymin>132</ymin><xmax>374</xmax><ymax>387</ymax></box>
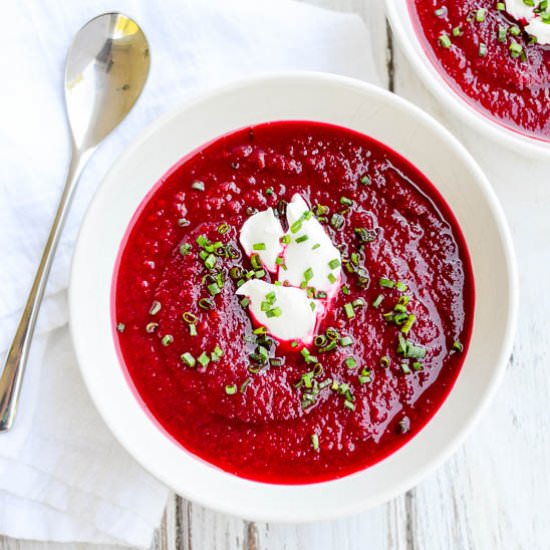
<box><xmin>409</xmin><ymin>0</ymin><xmax>550</xmax><ymax>140</ymax></box>
<box><xmin>114</xmin><ymin>121</ymin><xmax>474</xmax><ymax>484</ymax></box>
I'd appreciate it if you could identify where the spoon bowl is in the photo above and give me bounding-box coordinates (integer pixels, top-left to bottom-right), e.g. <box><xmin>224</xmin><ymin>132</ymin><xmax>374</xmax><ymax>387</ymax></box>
<box><xmin>65</xmin><ymin>13</ymin><xmax>150</xmax><ymax>150</ymax></box>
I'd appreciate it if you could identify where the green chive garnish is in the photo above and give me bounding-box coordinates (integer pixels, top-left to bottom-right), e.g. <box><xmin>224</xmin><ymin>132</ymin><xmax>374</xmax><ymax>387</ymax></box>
<box><xmin>181</xmin><ymin>352</ymin><xmax>196</xmax><ymax>367</ymax></box>
<box><xmin>296</xmin><ymin>234</ymin><xmax>309</xmax><ymax>243</ymax></box>
<box><xmin>191</xmin><ymin>180</ymin><xmax>205</xmax><ymax>191</ymax></box>
<box><xmin>379</xmin><ymin>277</ymin><xmax>395</xmax><ymax>289</ymax></box>
<box><xmin>116</xmin><ymin>322</ymin><xmax>125</xmax><ymax>333</ymax></box>
<box><xmin>149</xmin><ymin>301</ymin><xmax>161</xmax><ymax>315</ymax></box>
<box><xmin>452</xmin><ymin>340</ymin><xmax>464</xmax><ymax>352</ymax></box>
<box><xmin>328</xmin><ymin>258</ymin><xmax>340</xmax><ymax>270</ymax></box>
<box><xmin>179</xmin><ymin>243</ymin><xmax>192</xmax><ymax>256</ymax></box>
<box><xmin>225</xmin><ymin>384</ymin><xmax>237</xmax><ymax>395</ymax></box>
<box><xmin>161</xmin><ymin>334</ymin><xmax>173</xmax><ymax>346</ymax></box>
<box><xmin>345</xmin><ymin>356</ymin><xmax>357</xmax><ymax>369</ymax></box>
<box><xmin>311</xmin><ymin>433</ymin><xmax>320</xmax><ymax>451</ymax></box>
<box><xmin>344</xmin><ymin>303</ymin><xmax>355</xmax><ymax>319</ymax></box>
<box><xmin>253</xmin><ymin>242</ymin><xmax>266</xmax><ymax>251</ymax></box>
<box><xmin>197</xmin><ymin>352</ymin><xmax>210</xmax><ymax>367</ymax></box>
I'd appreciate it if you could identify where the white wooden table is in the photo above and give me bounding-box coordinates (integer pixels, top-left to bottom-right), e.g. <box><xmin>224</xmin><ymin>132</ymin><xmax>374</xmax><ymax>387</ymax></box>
<box><xmin>2</xmin><ymin>1</ymin><xmax>548</xmax><ymax>548</ymax></box>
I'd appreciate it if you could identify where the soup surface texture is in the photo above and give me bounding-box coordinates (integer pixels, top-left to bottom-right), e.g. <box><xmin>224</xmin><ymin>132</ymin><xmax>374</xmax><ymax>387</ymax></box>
<box><xmin>114</xmin><ymin>121</ymin><xmax>474</xmax><ymax>484</ymax></box>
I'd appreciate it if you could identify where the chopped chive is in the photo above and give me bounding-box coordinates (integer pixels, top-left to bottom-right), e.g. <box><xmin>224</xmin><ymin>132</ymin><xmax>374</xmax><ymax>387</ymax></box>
<box><xmin>296</xmin><ymin>234</ymin><xmax>309</xmax><ymax>243</ymax></box>
<box><xmin>265</xmin><ymin>187</ymin><xmax>274</xmax><ymax>196</ymax></box>
<box><xmin>149</xmin><ymin>300</ymin><xmax>161</xmax><ymax>315</ymax></box>
<box><xmin>240</xmin><ymin>379</ymin><xmax>251</xmax><ymax>393</ymax></box>
<box><xmin>116</xmin><ymin>322</ymin><xmax>125</xmax><ymax>333</ymax></box>
<box><xmin>379</xmin><ymin>277</ymin><xmax>395</xmax><ymax>289</ymax></box>
<box><xmin>280</xmin><ymin>235</ymin><xmax>291</xmax><ymax>244</ymax></box>
<box><xmin>291</xmin><ymin>341</ymin><xmax>298</xmax><ymax>348</ymax></box>
<box><xmin>191</xmin><ymin>180</ymin><xmax>205</xmax><ymax>191</ymax></box>
<box><xmin>342</xmin><ymin>285</ymin><xmax>350</xmax><ymax>295</ymax></box>
<box><xmin>352</xmin><ymin>298</ymin><xmax>366</xmax><ymax>309</ymax></box>
<box><xmin>253</xmin><ymin>326</ymin><xmax>267</xmax><ymax>335</ymax></box>
<box><xmin>225</xmin><ymin>384</ymin><xmax>238</xmax><ymax>395</ymax></box>
<box><xmin>434</xmin><ymin>7</ymin><xmax>447</xmax><ymax>17</ymax></box>
<box><xmin>360</xmin><ymin>175</ymin><xmax>371</xmax><ymax>185</ymax></box>
<box><xmin>145</xmin><ymin>322</ymin><xmax>158</xmax><ymax>333</ymax></box>
<box><xmin>181</xmin><ymin>352</ymin><xmax>196</xmax><ymax>367</ymax></box>
<box><xmin>496</xmin><ymin>1</ymin><xmax>505</xmax><ymax>9</ymax></box>
<box><xmin>178</xmin><ymin>218</ymin><xmax>190</xmax><ymax>227</ymax></box>
<box><xmin>312</xmin><ymin>243</ymin><xmax>321</xmax><ymax>250</ymax></box>
<box><xmin>452</xmin><ymin>340</ymin><xmax>464</xmax><ymax>352</ymax></box>
<box><xmin>161</xmin><ymin>334</ymin><xmax>173</xmax><ymax>346</ymax></box>
<box><xmin>196</xmin><ymin>234</ymin><xmax>208</xmax><ymax>247</ymax></box>
<box><xmin>197</xmin><ymin>352</ymin><xmax>210</xmax><ymax>367</ymax></box>
<box><xmin>330</xmin><ymin>213</ymin><xmax>345</xmax><ymax>230</ymax></box>
<box><xmin>198</xmin><ymin>298</ymin><xmax>215</xmax><ymax>310</ymax></box>
<box><xmin>211</xmin><ymin>345</ymin><xmax>223</xmax><ymax>361</ymax></box>
<box><xmin>179</xmin><ymin>243</ymin><xmax>192</xmax><ymax>256</ymax></box>
<box><xmin>344</xmin><ymin>356</ymin><xmax>357</xmax><ymax>369</ymax></box>
<box><xmin>380</xmin><ymin>355</ymin><xmax>391</xmax><ymax>368</ymax></box>
<box><xmin>266</xmin><ymin>307</ymin><xmax>282</xmax><ymax>318</ymax></box>
<box><xmin>304</xmin><ymin>268</ymin><xmax>314</xmax><ymax>282</ymax></box>
<box><xmin>311</xmin><ymin>433</ymin><xmax>320</xmax><ymax>451</ymax></box>
<box><xmin>255</xmin><ymin>269</ymin><xmax>266</xmax><ymax>278</ymax></box>
<box><xmin>498</xmin><ymin>25</ymin><xmax>507</xmax><ymax>42</ymax></box>
<box><xmin>204</xmin><ymin>254</ymin><xmax>217</xmax><ymax>270</ymax></box>
<box><xmin>479</xmin><ymin>43</ymin><xmax>487</xmax><ymax>57</ymax></box>
<box><xmin>373</xmin><ymin>294</ymin><xmax>384</xmax><ymax>308</ymax></box>
<box><xmin>401</xmin><ymin>314</ymin><xmax>416</xmax><ymax>335</ymax></box>
<box><xmin>253</xmin><ymin>242</ymin><xmax>266</xmax><ymax>251</ymax></box>
<box><xmin>438</xmin><ymin>33</ymin><xmax>452</xmax><ymax>48</ymax></box>
<box><xmin>315</xmin><ymin>204</ymin><xmax>330</xmax><ymax>216</ymax></box>
<box><xmin>340</xmin><ymin>336</ymin><xmax>353</xmax><ymax>347</ymax></box>
<box><xmin>475</xmin><ymin>8</ymin><xmax>487</xmax><ymax>22</ymax></box>
<box><xmin>290</xmin><ymin>220</ymin><xmax>302</xmax><ymax>233</ymax></box>
<box><xmin>344</xmin><ymin>302</ymin><xmax>355</xmax><ymax>319</ymax></box>
<box><xmin>327</xmin><ymin>273</ymin><xmax>337</xmax><ymax>284</ymax></box>
<box><xmin>189</xmin><ymin>324</ymin><xmax>197</xmax><ymax>336</ymax></box>
<box><xmin>217</xmin><ymin>223</ymin><xmax>230</xmax><ymax>234</ymax></box>
<box><xmin>452</xmin><ymin>25</ymin><xmax>463</xmax><ymax>37</ymax></box>
<box><xmin>328</xmin><ymin>258</ymin><xmax>341</xmax><ymax>270</ymax></box>
<box><xmin>182</xmin><ymin>312</ymin><xmax>198</xmax><ymax>324</ymax></box>
<box><xmin>207</xmin><ymin>282</ymin><xmax>221</xmax><ymax>296</ymax></box>
<box><xmin>400</xmin><ymin>362</ymin><xmax>412</xmax><ymax>375</ymax></box>
<box><xmin>250</xmin><ymin>254</ymin><xmax>262</xmax><ymax>269</ymax></box>
<box><xmin>510</xmin><ymin>25</ymin><xmax>521</xmax><ymax>37</ymax></box>
<box><xmin>358</xmin><ymin>369</ymin><xmax>372</xmax><ymax>384</ymax></box>
<box><xmin>395</xmin><ymin>281</ymin><xmax>408</xmax><ymax>292</ymax></box>
<box><xmin>340</xmin><ymin>196</ymin><xmax>353</xmax><ymax>206</ymax></box>
<box><xmin>344</xmin><ymin>400</ymin><xmax>356</xmax><ymax>411</ymax></box>
<box><xmin>412</xmin><ymin>361</ymin><xmax>423</xmax><ymax>372</ymax></box>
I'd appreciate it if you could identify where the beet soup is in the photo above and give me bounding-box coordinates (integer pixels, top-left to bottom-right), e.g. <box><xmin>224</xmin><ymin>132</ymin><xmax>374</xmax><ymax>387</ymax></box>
<box><xmin>113</xmin><ymin>121</ymin><xmax>474</xmax><ymax>484</ymax></box>
<box><xmin>410</xmin><ymin>0</ymin><xmax>550</xmax><ymax>140</ymax></box>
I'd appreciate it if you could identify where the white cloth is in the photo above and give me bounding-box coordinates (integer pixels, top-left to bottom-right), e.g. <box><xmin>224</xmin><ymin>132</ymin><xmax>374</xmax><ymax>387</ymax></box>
<box><xmin>0</xmin><ymin>0</ymin><xmax>377</xmax><ymax>546</ymax></box>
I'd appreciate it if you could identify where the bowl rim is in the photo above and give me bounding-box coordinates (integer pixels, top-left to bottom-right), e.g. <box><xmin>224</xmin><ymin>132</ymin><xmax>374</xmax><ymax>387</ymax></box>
<box><xmin>69</xmin><ymin>71</ymin><xmax>519</xmax><ymax>522</ymax></box>
<box><xmin>385</xmin><ymin>0</ymin><xmax>550</xmax><ymax>158</ymax></box>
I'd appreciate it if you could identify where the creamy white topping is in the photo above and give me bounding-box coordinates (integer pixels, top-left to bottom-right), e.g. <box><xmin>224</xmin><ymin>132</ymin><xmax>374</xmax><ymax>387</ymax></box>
<box><xmin>505</xmin><ymin>0</ymin><xmax>550</xmax><ymax>44</ymax></box>
<box><xmin>237</xmin><ymin>193</ymin><xmax>342</xmax><ymax>342</ymax></box>
<box><xmin>279</xmin><ymin>194</ymin><xmax>341</xmax><ymax>298</ymax></box>
<box><xmin>236</xmin><ymin>279</ymin><xmax>317</xmax><ymax>343</ymax></box>
<box><xmin>239</xmin><ymin>207</ymin><xmax>285</xmax><ymax>272</ymax></box>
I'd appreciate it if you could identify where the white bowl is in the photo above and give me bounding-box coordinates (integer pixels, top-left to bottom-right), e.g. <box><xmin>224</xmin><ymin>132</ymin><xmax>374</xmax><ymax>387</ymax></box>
<box><xmin>385</xmin><ymin>0</ymin><xmax>550</xmax><ymax>158</ymax></box>
<box><xmin>69</xmin><ymin>72</ymin><xmax>518</xmax><ymax>522</ymax></box>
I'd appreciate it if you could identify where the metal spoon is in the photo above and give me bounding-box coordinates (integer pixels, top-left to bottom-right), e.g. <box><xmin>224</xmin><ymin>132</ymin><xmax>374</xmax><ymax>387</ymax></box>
<box><xmin>0</xmin><ymin>13</ymin><xmax>150</xmax><ymax>431</ymax></box>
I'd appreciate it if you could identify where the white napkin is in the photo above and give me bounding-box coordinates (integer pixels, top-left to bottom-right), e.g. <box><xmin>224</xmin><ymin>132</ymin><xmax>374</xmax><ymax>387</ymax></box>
<box><xmin>0</xmin><ymin>0</ymin><xmax>377</xmax><ymax>547</ymax></box>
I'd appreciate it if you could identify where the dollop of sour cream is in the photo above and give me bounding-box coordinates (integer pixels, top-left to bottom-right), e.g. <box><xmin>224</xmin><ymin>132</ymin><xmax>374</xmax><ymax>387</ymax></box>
<box><xmin>238</xmin><ymin>207</ymin><xmax>285</xmax><ymax>272</ymax></box>
<box><xmin>505</xmin><ymin>0</ymin><xmax>550</xmax><ymax>44</ymax></box>
<box><xmin>237</xmin><ymin>193</ymin><xmax>342</xmax><ymax>343</ymax></box>
<box><xmin>236</xmin><ymin>279</ymin><xmax>318</xmax><ymax>342</ymax></box>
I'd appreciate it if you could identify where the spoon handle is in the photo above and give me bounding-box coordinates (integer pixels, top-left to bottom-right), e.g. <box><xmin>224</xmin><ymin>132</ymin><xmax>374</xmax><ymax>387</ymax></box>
<box><xmin>0</xmin><ymin>145</ymin><xmax>91</xmax><ymax>431</ymax></box>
